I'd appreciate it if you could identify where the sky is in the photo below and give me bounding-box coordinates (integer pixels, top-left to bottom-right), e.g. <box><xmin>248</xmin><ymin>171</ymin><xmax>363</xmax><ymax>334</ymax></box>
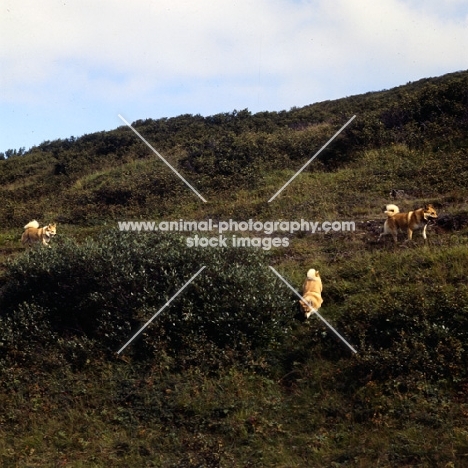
<box><xmin>1</xmin><ymin>0</ymin><xmax>467</xmax><ymax>153</ymax></box>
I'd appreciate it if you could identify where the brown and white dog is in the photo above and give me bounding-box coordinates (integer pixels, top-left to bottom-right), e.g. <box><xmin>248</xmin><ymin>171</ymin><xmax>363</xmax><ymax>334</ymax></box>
<box><xmin>21</xmin><ymin>220</ymin><xmax>57</xmax><ymax>247</ymax></box>
<box><xmin>378</xmin><ymin>204</ymin><xmax>438</xmax><ymax>244</ymax></box>
<box><xmin>299</xmin><ymin>268</ymin><xmax>323</xmax><ymax>319</ymax></box>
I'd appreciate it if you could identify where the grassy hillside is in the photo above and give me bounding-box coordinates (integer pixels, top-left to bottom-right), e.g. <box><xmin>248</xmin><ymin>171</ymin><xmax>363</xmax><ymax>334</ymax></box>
<box><xmin>0</xmin><ymin>70</ymin><xmax>468</xmax><ymax>467</ymax></box>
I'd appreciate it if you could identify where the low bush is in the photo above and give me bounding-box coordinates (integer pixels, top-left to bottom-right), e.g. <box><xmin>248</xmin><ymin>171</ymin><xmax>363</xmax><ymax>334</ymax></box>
<box><xmin>0</xmin><ymin>231</ymin><xmax>295</xmax><ymax>367</ymax></box>
<box><xmin>341</xmin><ymin>284</ymin><xmax>468</xmax><ymax>385</ymax></box>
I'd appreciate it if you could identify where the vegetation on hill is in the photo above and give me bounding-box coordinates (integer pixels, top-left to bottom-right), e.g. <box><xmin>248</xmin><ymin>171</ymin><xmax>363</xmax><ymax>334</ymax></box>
<box><xmin>1</xmin><ymin>70</ymin><xmax>467</xmax><ymax>228</ymax></box>
<box><xmin>0</xmin><ymin>70</ymin><xmax>467</xmax><ymax>466</ymax></box>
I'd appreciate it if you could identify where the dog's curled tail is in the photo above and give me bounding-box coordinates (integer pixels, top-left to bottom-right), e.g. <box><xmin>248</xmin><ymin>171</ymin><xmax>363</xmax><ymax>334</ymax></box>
<box><xmin>24</xmin><ymin>220</ymin><xmax>40</xmax><ymax>229</ymax></box>
<box><xmin>306</xmin><ymin>268</ymin><xmax>318</xmax><ymax>280</ymax></box>
<box><xmin>384</xmin><ymin>204</ymin><xmax>400</xmax><ymax>217</ymax></box>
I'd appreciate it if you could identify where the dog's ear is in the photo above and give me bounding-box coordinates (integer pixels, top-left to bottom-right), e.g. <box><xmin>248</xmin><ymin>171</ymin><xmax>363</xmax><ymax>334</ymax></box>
<box><xmin>315</xmin><ymin>270</ymin><xmax>320</xmax><ymax>277</ymax></box>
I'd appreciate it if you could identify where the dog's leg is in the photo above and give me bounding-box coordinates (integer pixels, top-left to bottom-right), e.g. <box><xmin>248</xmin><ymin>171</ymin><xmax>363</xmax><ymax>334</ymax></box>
<box><xmin>305</xmin><ymin>303</ymin><xmax>317</xmax><ymax>319</ymax></box>
<box><xmin>378</xmin><ymin>230</ymin><xmax>390</xmax><ymax>242</ymax></box>
<box><xmin>378</xmin><ymin>222</ymin><xmax>389</xmax><ymax>242</ymax></box>
<box><xmin>422</xmin><ymin>224</ymin><xmax>428</xmax><ymax>243</ymax></box>
<box><xmin>305</xmin><ymin>309</ymin><xmax>316</xmax><ymax>319</ymax></box>
<box><xmin>403</xmin><ymin>227</ymin><xmax>414</xmax><ymax>244</ymax></box>
<box><xmin>21</xmin><ymin>233</ymin><xmax>30</xmax><ymax>248</ymax></box>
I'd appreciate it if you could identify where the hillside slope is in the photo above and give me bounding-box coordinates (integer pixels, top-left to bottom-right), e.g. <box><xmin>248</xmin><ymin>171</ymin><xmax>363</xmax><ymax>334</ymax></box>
<box><xmin>0</xmin><ymin>70</ymin><xmax>468</xmax><ymax>466</ymax></box>
<box><xmin>0</xmin><ymin>69</ymin><xmax>467</xmax><ymax>228</ymax></box>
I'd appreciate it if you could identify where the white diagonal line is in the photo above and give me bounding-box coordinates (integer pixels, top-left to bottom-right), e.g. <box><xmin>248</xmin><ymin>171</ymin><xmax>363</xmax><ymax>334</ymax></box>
<box><xmin>118</xmin><ymin>114</ymin><xmax>207</xmax><ymax>203</ymax></box>
<box><xmin>268</xmin><ymin>115</ymin><xmax>356</xmax><ymax>202</ymax></box>
<box><xmin>117</xmin><ymin>266</ymin><xmax>206</xmax><ymax>354</ymax></box>
<box><xmin>268</xmin><ymin>266</ymin><xmax>357</xmax><ymax>354</ymax></box>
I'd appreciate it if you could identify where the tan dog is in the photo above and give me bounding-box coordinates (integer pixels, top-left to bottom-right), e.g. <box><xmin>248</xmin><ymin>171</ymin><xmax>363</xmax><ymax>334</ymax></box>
<box><xmin>378</xmin><ymin>204</ymin><xmax>438</xmax><ymax>244</ymax></box>
<box><xmin>299</xmin><ymin>268</ymin><xmax>323</xmax><ymax>319</ymax></box>
<box><xmin>21</xmin><ymin>220</ymin><xmax>57</xmax><ymax>247</ymax></box>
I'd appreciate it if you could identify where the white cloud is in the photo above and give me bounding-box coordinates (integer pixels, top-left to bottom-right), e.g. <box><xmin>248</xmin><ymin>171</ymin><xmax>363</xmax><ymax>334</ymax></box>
<box><xmin>1</xmin><ymin>0</ymin><xmax>467</xmax><ymax>149</ymax></box>
<box><xmin>2</xmin><ymin>0</ymin><xmax>466</xmax><ymax>89</ymax></box>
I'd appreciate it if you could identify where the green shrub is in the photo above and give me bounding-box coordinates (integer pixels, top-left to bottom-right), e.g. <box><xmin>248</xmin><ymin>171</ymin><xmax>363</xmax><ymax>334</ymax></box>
<box><xmin>339</xmin><ymin>285</ymin><xmax>468</xmax><ymax>384</ymax></box>
<box><xmin>0</xmin><ymin>231</ymin><xmax>295</xmax><ymax>365</ymax></box>
<box><xmin>180</xmin><ymin>134</ymin><xmax>262</xmax><ymax>190</ymax></box>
